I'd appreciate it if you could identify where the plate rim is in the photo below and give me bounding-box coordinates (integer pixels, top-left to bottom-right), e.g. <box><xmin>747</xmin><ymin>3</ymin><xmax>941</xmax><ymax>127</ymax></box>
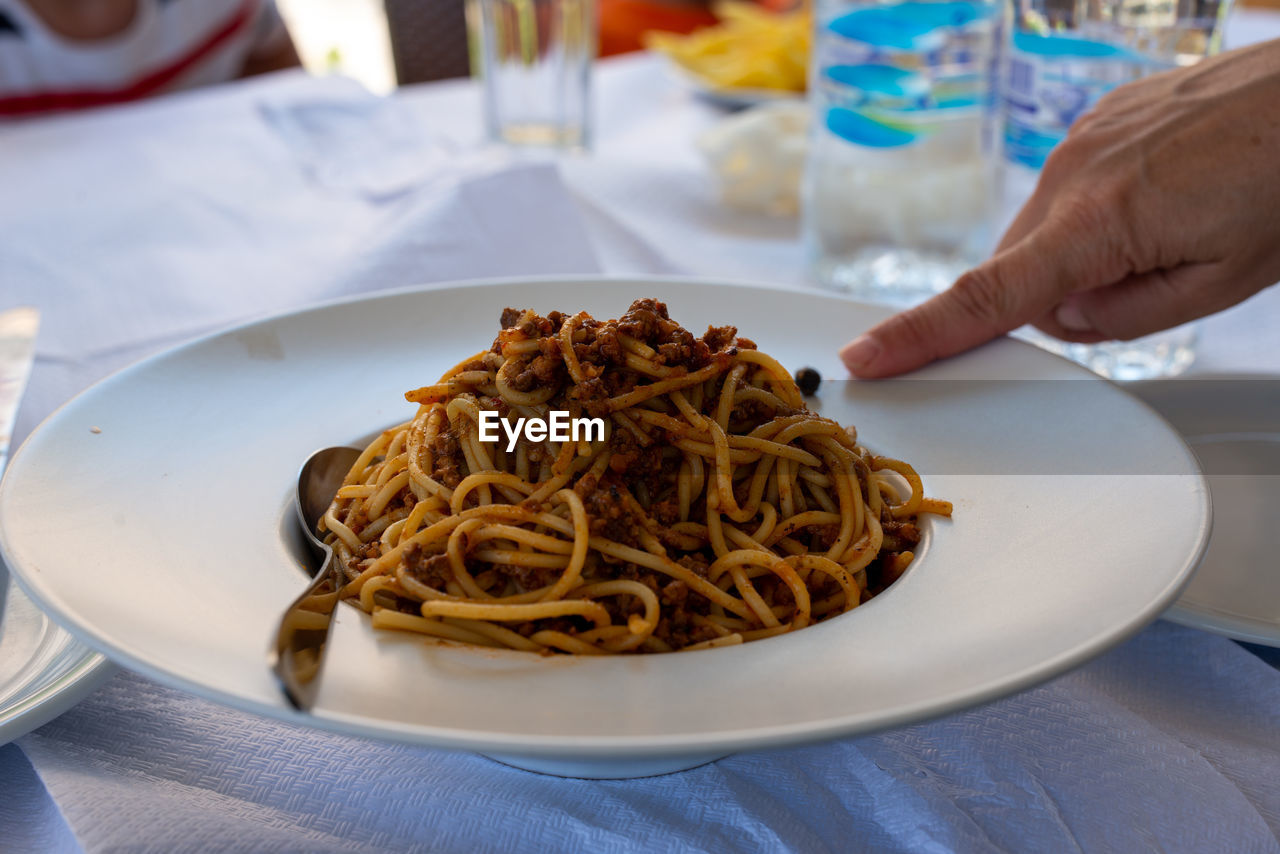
<box><xmin>1129</xmin><ymin>371</ymin><xmax>1280</xmax><ymax>648</ymax></box>
<box><xmin>0</xmin><ymin>580</ymin><xmax>113</xmax><ymax>745</ymax></box>
<box><xmin>0</xmin><ymin>651</ymin><xmax>112</xmax><ymax>745</ymax></box>
<box><xmin>0</xmin><ymin>276</ymin><xmax>1214</xmax><ymax>757</ymax></box>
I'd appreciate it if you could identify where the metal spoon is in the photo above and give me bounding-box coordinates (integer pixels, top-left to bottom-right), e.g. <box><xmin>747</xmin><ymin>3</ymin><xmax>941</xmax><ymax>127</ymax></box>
<box><xmin>270</xmin><ymin>445</ymin><xmax>362</xmax><ymax>711</ymax></box>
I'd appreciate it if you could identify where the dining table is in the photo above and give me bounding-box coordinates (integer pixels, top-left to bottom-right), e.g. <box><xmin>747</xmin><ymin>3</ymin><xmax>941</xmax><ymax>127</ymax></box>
<box><xmin>2</xmin><ymin>9</ymin><xmax>1280</xmax><ymax>852</ymax></box>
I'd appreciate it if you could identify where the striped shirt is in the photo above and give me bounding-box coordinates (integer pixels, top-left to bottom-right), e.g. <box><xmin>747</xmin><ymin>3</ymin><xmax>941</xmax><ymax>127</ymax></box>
<box><xmin>0</xmin><ymin>0</ymin><xmax>289</xmax><ymax>116</ymax></box>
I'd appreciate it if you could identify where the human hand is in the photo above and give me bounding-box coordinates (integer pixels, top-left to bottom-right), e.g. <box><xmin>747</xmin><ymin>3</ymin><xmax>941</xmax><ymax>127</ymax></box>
<box><xmin>839</xmin><ymin>38</ymin><xmax>1280</xmax><ymax>378</ymax></box>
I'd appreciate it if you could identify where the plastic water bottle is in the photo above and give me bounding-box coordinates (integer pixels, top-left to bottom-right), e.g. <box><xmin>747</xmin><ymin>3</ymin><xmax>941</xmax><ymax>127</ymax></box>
<box><xmin>997</xmin><ymin>0</ymin><xmax>1232</xmax><ymax>379</ymax></box>
<box><xmin>802</xmin><ymin>0</ymin><xmax>1002</xmax><ymax>308</ymax></box>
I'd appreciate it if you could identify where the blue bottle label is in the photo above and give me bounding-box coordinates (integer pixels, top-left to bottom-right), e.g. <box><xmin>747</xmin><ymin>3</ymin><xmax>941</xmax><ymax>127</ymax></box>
<box><xmin>816</xmin><ymin>0</ymin><xmax>998</xmax><ymax>149</ymax></box>
<box><xmin>1001</xmin><ymin>32</ymin><xmax>1166</xmax><ymax>169</ymax></box>
<box><xmin>827</xmin><ymin>0</ymin><xmax>996</xmax><ymax>51</ymax></box>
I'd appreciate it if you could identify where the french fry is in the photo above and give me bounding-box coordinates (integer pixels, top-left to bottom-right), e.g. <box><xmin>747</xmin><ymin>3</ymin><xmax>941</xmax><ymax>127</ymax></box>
<box><xmin>644</xmin><ymin>4</ymin><xmax>810</xmax><ymax>93</ymax></box>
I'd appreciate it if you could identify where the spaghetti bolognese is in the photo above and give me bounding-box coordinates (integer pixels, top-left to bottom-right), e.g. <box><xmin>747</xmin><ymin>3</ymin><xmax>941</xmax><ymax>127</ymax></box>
<box><xmin>318</xmin><ymin>299</ymin><xmax>950</xmax><ymax>654</ymax></box>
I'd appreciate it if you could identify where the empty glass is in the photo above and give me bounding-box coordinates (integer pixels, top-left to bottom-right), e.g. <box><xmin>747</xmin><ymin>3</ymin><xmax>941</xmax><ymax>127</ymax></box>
<box><xmin>467</xmin><ymin>0</ymin><xmax>596</xmax><ymax>150</ymax></box>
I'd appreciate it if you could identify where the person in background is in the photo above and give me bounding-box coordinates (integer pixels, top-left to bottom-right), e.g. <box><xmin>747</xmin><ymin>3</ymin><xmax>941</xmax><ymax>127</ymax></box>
<box><xmin>0</xmin><ymin>0</ymin><xmax>298</xmax><ymax>117</ymax></box>
<box><xmin>839</xmin><ymin>37</ymin><xmax>1280</xmax><ymax>379</ymax></box>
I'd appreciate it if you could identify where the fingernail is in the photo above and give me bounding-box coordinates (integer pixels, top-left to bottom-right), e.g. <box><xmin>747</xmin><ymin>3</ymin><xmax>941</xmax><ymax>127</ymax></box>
<box><xmin>840</xmin><ymin>335</ymin><xmax>882</xmax><ymax>373</ymax></box>
<box><xmin>1055</xmin><ymin>299</ymin><xmax>1094</xmax><ymax>332</ymax></box>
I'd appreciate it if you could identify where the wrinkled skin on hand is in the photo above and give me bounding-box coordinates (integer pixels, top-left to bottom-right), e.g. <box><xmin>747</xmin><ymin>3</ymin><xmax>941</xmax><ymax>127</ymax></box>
<box><xmin>840</xmin><ymin>39</ymin><xmax>1280</xmax><ymax>378</ymax></box>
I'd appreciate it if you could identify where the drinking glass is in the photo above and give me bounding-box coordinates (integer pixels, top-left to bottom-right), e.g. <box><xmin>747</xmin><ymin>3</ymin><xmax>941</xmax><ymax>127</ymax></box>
<box><xmin>1014</xmin><ymin>324</ymin><xmax>1199</xmax><ymax>382</ymax></box>
<box><xmin>802</xmin><ymin>0</ymin><xmax>1004</xmax><ymax>308</ymax></box>
<box><xmin>467</xmin><ymin>0</ymin><xmax>595</xmax><ymax>150</ymax></box>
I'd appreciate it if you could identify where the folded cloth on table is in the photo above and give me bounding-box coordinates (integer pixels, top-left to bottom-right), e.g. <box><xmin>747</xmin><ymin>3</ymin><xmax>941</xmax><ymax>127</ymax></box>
<box><xmin>0</xmin><ymin>72</ymin><xmax>603</xmax><ymax>451</ymax></box>
<box><xmin>257</xmin><ymin>93</ymin><xmax>458</xmax><ymax>200</ymax></box>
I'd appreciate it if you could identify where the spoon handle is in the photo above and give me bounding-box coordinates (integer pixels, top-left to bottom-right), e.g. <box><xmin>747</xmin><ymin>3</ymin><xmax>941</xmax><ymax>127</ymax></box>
<box><xmin>270</xmin><ymin>549</ymin><xmax>343</xmax><ymax>711</ymax></box>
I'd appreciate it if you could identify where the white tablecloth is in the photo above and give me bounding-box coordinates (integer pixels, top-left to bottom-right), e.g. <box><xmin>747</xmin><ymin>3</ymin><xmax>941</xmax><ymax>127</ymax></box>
<box><xmin>2</xmin><ymin>12</ymin><xmax>1279</xmax><ymax>852</ymax></box>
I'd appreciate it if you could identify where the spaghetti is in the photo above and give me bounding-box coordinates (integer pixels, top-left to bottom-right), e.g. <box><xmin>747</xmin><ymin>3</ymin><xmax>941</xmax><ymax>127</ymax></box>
<box><xmin>319</xmin><ymin>300</ymin><xmax>951</xmax><ymax>654</ymax></box>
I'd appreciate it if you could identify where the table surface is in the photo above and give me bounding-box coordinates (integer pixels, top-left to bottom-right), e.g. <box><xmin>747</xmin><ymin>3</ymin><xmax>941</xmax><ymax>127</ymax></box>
<box><xmin>2</xmin><ymin>13</ymin><xmax>1280</xmax><ymax>853</ymax></box>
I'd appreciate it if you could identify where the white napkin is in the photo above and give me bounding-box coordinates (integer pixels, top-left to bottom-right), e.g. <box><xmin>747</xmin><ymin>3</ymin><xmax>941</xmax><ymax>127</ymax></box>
<box><xmin>6</xmin><ymin>622</ymin><xmax>1278</xmax><ymax>853</ymax></box>
<box><xmin>0</xmin><ymin>744</ymin><xmax>79</xmax><ymax>853</ymax></box>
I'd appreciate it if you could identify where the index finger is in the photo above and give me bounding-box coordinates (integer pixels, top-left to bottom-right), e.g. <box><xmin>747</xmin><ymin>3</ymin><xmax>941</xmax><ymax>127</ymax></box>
<box><xmin>838</xmin><ymin>213</ymin><xmax>1122</xmax><ymax>377</ymax></box>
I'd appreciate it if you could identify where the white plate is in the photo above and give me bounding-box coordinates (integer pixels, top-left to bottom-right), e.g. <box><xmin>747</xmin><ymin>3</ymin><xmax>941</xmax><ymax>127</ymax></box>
<box><xmin>1129</xmin><ymin>375</ymin><xmax>1280</xmax><ymax>647</ymax></box>
<box><xmin>0</xmin><ymin>568</ymin><xmax>111</xmax><ymax>744</ymax></box>
<box><xmin>0</xmin><ymin>278</ymin><xmax>1210</xmax><ymax>777</ymax></box>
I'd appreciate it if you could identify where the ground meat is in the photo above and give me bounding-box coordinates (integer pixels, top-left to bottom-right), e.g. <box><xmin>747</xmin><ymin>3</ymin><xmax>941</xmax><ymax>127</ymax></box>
<box><xmin>506</xmin><ymin>346</ymin><xmax>564</xmax><ymax>392</ymax></box>
<box><xmin>649</xmin><ymin>499</ymin><xmax>679</xmax><ymax>525</ymax></box>
<box><xmin>493</xmin><ymin>302</ymin><xmax>721</xmax><ymax>418</ymax></box>
<box><xmin>343</xmin><ymin>506</ymin><xmax>369</xmax><ymax>537</ymax></box>
<box><xmin>657</xmin><ymin>338</ymin><xmax>699</xmax><ymax>367</ymax></box>
<box><xmin>388</xmin><ymin>491</ymin><xmax>416</xmax><ymax>516</ymax></box>
<box><xmin>608</xmin><ymin>428</ymin><xmax>642</xmax><ymax>474</ymax></box>
<box><xmin>573</xmin><ymin>472</ymin><xmax>599</xmax><ymax>499</ymax></box>
<box><xmin>578</xmin><ymin>299</ymin><xmax>710</xmax><ymax>371</ymax></box>
<box><xmin>515</xmin><ymin>617</ymin><xmax>582</xmax><ymax>638</ymax></box>
<box><xmin>498</xmin><ymin>307</ymin><xmax>557</xmax><ymax>340</ymax></box>
<box><xmin>607</xmin><ymin>429</ymin><xmax>669</xmax><ymax>500</ymax></box>
<box><xmin>880</xmin><ymin>521</ymin><xmax>921</xmax><ymax>553</ymax></box>
<box><xmin>603</xmin><ymin>368</ymin><xmax>640</xmax><ymax>398</ymax></box>
<box><xmin>600</xmin><ymin>587</ymin><xmax>647</xmax><ymax>623</ymax></box>
<box><xmin>655</xmin><ymin>613</ymin><xmax>718</xmax><ymax>649</ymax></box>
<box><xmin>344</xmin><ymin>553</ymin><xmax>368</xmax><ymax>577</ymax></box>
<box><xmin>676</xmin><ymin>554</ymin><xmax>710</xmax><ymax>578</ymax></box>
<box><xmin>731</xmin><ymin>398</ymin><xmax>796</xmax><ymax>432</ymax></box>
<box><xmin>660</xmin><ymin>580</ymin><xmax>689</xmax><ymax>607</ymax></box>
<box><xmin>579</xmin><ymin>476</ymin><xmax>643</xmax><ymax>546</ymax></box>
<box><xmin>815</xmin><ymin>524</ymin><xmax>841</xmax><ymax>549</ymax></box>
<box><xmin>503</xmin><ymin>564</ymin><xmax>561</xmax><ymax>591</ymax></box>
<box><xmin>567</xmin><ymin>377</ymin><xmax>611</xmax><ymax>416</ymax></box>
<box><xmin>701</xmin><ymin>324</ymin><xmax>738</xmax><ymax>354</ymax></box>
<box><xmin>428</xmin><ymin>426</ymin><xmax>466</xmax><ymax>489</ymax></box>
<box><xmin>584</xmin><ymin>324</ymin><xmax>624</xmax><ymax>365</ymax></box>
<box><xmin>401</xmin><ymin>545</ymin><xmax>452</xmax><ymax>590</ymax></box>
<box><xmin>616</xmin><ymin>298</ymin><xmax>670</xmax><ymax>342</ymax></box>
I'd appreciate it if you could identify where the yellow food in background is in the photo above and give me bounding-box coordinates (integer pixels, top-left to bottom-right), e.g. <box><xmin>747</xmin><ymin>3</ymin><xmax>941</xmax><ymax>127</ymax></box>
<box><xmin>644</xmin><ymin>2</ymin><xmax>810</xmax><ymax>93</ymax></box>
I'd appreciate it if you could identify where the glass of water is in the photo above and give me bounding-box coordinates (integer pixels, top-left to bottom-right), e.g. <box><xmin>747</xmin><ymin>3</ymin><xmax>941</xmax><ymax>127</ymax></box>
<box><xmin>997</xmin><ymin>0</ymin><xmax>1231</xmax><ymax>378</ymax></box>
<box><xmin>467</xmin><ymin>0</ymin><xmax>595</xmax><ymax>151</ymax></box>
<box><xmin>1014</xmin><ymin>324</ymin><xmax>1199</xmax><ymax>382</ymax></box>
<box><xmin>802</xmin><ymin>0</ymin><xmax>1003</xmax><ymax>308</ymax></box>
